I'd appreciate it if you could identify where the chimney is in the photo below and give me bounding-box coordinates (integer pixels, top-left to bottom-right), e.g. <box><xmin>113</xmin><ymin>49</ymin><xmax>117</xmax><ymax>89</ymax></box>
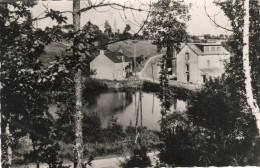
<box><xmin>100</xmin><ymin>50</ymin><xmax>104</xmax><ymax>55</ymax></box>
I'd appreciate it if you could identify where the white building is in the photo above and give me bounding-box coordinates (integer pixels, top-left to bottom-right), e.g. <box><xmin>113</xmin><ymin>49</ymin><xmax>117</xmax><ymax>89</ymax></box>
<box><xmin>176</xmin><ymin>43</ymin><xmax>230</xmax><ymax>84</ymax></box>
<box><xmin>90</xmin><ymin>50</ymin><xmax>133</xmax><ymax>80</ymax></box>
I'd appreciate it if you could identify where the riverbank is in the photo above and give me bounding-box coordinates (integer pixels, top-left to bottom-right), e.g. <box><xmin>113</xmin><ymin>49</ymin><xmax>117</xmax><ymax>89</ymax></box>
<box><xmin>94</xmin><ymin>78</ymin><xmax>195</xmax><ymax>100</ymax></box>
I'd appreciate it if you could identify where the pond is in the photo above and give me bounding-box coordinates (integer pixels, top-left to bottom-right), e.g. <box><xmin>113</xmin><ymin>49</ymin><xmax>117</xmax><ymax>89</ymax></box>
<box><xmin>49</xmin><ymin>91</ymin><xmax>187</xmax><ymax>130</ymax></box>
<box><xmin>88</xmin><ymin>91</ymin><xmax>186</xmax><ymax>130</ymax></box>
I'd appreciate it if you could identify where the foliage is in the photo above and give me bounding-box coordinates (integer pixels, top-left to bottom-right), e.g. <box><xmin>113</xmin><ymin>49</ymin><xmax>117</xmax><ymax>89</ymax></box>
<box><xmin>122</xmin><ymin>24</ymin><xmax>132</xmax><ymax>39</ymax></box>
<box><xmin>157</xmin><ymin>55</ymin><xmax>171</xmax><ymax>116</ymax></box>
<box><xmin>83</xmin><ymin>78</ymin><xmax>108</xmax><ymax>96</ymax></box>
<box><xmin>120</xmin><ymin>140</ymin><xmax>151</xmax><ymax>168</ymax></box>
<box><xmin>142</xmin><ymin>81</ymin><xmax>161</xmax><ymax>92</ymax></box>
<box><xmin>104</xmin><ymin>20</ymin><xmax>112</xmax><ymax>37</ymax></box>
<box><xmin>82</xmin><ymin>21</ymin><xmax>109</xmax><ymax>50</ymax></box>
<box><xmin>0</xmin><ymin>1</ymin><xmax>67</xmax><ymax>167</ymax></box>
<box><xmin>159</xmin><ymin>112</ymin><xmax>205</xmax><ymax>166</ymax></box>
<box><xmin>159</xmin><ymin>77</ymin><xmax>260</xmax><ymax>166</ymax></box>
<box><xmin>103</xmin><ymin>116</ymin><xmax>126</xmax><ymax>142</ymax></box>
<box><xmin>147</xmin><ymin>0</ymin><xmax>189</xmax><ymax>59</ymax></box>
<box><xmin>82</xmin><ymin>112</ymin><xmax>103</xmax><ymax>143</ymax></box>
<box><xmin>186</xmin><ymin>77</ymin><xmax>260</xmax><ymax>166</ymax></box>
<box><xmin>214</xmin><ymin>0</ymin><xmax>260</xmax><ymax>103</ymax></box>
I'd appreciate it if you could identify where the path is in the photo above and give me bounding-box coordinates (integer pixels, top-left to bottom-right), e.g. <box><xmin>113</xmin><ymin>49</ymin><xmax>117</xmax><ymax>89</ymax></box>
<box><xmin>138</xmin><ymin>54</ymin><xmax>162</xmax><ymax>81</ymax></box>
<box><xmin>12</xmin><ymin>152</ymin><xmax>159</xmax><ymax>168</ymax></box>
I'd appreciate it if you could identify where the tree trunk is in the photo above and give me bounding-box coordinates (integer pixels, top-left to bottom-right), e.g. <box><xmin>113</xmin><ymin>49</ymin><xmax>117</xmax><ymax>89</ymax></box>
<box><xmin>243</xmin><ymin>0</ymin><xmax>260</xmax><ymax>133</ymax></box>
<box><xmin>6</xmin><ymin>123</ymin><xmax>12</xmax><ymax>167</ymax></box>
<box><xmin>73</xmin><ymin>0</ymin><xmax>84</xmax><ymax>168</ymax></box>
<box><xmin>140</xmin><ymin>91</ymin><xmax>143</xmax><ymax>128</ymax></box>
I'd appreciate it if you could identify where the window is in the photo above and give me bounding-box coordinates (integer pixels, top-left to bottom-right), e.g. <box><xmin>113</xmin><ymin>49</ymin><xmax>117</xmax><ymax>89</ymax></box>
<box><xmin>186</xmin><ymin>64</ymin><xmax>189</xmax><ymax>72</ymax></box>
<box><xmin>204</xmin><ymin>47</ymin><xmax>209</xmax><ymax>53</ymax></box>
<box><xmin>217</xmin><ymin>47</ymin><xmax>220</xmax><ymax>52</ymax></box>
<box><xmin>207</xmin><ymin>60</ymin><xmax>210</xmax><ymax>68</ymax></box>
<box><xmin>219</xmin><ymin>59</ymin><xmax>223</xmax><ymax>67</ymax></box>
<box><xmin>186</xmin><ymin>72</ymin><xmax>190</xmax><ymax>82</ymax></box>
<box><xmin>185</xmin><ymin>53</ymin><xmax>189</xmax><ymax>60</ymax></box>
<box><xmin>202</xmin><ymin>75</ymin><xmax>207</xmax><ymax>83</ymax></box>
<box><xmin>211</xmin><ymin>47</ymin><xmax>215</xmax><ymax>52</ymax></box>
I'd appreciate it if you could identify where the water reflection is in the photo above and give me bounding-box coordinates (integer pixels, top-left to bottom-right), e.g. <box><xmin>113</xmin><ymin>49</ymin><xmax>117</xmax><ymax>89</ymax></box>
<box><xmin>88</xmin><ymin>91</ymin><xmax>186</xmax><ymax>130</ymax></box>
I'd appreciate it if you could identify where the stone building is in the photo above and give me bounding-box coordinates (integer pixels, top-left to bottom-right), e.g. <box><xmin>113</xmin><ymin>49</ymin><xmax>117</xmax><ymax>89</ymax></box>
<box><xmin>176</xmin><ymin>43</ymin><xmax>230</xmax><ymax>84</ymax></box>
<box><xmin>90</xmin><ymin>50</ymin><xmax>133</xmax><ymax>80</ymax></box>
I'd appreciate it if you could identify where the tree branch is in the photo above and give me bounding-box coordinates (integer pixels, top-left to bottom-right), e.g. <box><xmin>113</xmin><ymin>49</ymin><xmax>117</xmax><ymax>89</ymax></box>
<box><xmin>204</xmin><ymin>0</ymin><xmax>233</xmax><ymax>32</ymax></box>
<box><xmin>79</xmin><ymin>2</ymin><xmax>150</xmax><ymax>13</ymax></box>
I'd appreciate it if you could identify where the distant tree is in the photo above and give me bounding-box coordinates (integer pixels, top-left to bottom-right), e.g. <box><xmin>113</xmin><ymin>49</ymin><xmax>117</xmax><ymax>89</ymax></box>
<box><xmin>142</xmin><ymin>28</ymin><xmax>149</xmax><ymax>40</ymax></box>
<box><xmin>104</xmin><ymin>20</ymin><xmax>112</xmax><ymax>38</ymax></box>
<box><xmin>122</xmin><ymin>24</ymin><xmax>132</xmax><ymax>39</ymax></box>
<box><xmin>82</xmin><ymin>21</ymin><xmax>109</xmax><ymax>51</ymax></box>
<box><xmin>204</xmin><ymin>34</ymin><xmax>211</xmax><ymax>39</ymax></box>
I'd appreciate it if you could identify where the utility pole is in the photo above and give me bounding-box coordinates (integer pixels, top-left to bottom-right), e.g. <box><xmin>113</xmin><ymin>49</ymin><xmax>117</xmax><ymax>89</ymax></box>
<box><xmin>133</xmin><ymin>41</ymin><xmax>138</xmax><ymax>76</ymax></box>
<box><xmin>151</xmin><ymin>63</ymin><xmax>154</xmax><ymax>82</ymax></box>
<box><xmin>140</xmin><ymin>91</ymin><xmax>143</xmax><ymax>128</ymax></box>
<box><xmin>73</xmin><ymin>0</ymin><xmax>84</xmax><ymax>168</ymax></box>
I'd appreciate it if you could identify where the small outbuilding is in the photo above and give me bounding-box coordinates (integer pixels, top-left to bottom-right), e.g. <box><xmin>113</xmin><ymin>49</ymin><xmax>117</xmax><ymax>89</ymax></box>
<box><xmin>90</xmin><ymin>50</ymin><xmax>133</xmax><ymax>80</ymax></box>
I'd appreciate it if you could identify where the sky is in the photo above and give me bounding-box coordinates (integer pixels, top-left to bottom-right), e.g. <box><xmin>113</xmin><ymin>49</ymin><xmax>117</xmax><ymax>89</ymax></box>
<box><xmin>31</xmin><ymin>0</ymin><xmax>232</xmax><ymax>36</ymax></box>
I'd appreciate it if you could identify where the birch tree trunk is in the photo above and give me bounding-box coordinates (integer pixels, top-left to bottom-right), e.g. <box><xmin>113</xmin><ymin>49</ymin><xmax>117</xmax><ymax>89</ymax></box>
<box><xmin>243</xmin><ymin>0</ymin><xmax>260</xmax><ymax>133</ymax></box>
<box><xmin>6</xmin><ymin>123</ymin><xmax>12</xmax><ymax>167</ymax></box>
<box><xmin>73</xmin><ymin>0</ymin><xmax>84</xmax><ymax>167</ymax></box>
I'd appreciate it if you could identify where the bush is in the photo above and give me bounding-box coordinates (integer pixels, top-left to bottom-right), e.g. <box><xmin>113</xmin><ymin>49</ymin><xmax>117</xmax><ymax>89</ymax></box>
<box><xmin>83</xmin><ymin>112</ymin><xmax>103</xmax><ymax>143</ymax></box>
<box><xmin>120</xmin><ymin>141</ymin><xmax>152</xmax><ymax>168</ymax></box>
<box><xmin>159</xmin><ymin>112</ymin><xmax>204</xmax><ymax>166</ymax></box>
<box><xmin>185</xmin><ymin>77</ymin><xmax>260</xmax><ymax>166</ymax></box>
<box><xmin>83</xmin><ymin>78</ymin><xmax>108</xmax><ymax>96</ymax></box>
<box><xmin>159</xmin><ymin>77</ymin><xmax>260</xmax><ymax>166</ymax></box>
<box><xmin>103</xmin><ymin>116</ymin><xmax>126</xmax><ymax>142</ymax></box>
<box><xmin>142</xmin><ymin>81</ymin><xmax>161</xmax><ymax>92</ymax></box>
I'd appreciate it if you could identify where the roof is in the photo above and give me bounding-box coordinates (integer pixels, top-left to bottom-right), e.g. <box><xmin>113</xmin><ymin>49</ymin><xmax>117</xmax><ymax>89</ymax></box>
<box><xmin>186</xmin><ymin>43</ymin><xmax>204</xmax><ymax>55</ymax></box>
<box><xmin>200</xmin><ymin>68</ymin><xmax>225</xmax><ymax>77</ymax></box>
<box><xmin>180</xmin><ymin>43</ymin><xmax>229</xmax><ymax>56</ymax></box>
<box><xmin>104</xmin><ymin>52</ymin><xmax>133</xmax><ymax>63</ymax></box>
<box><xmin>195</xmin><ymin>43</ymin><xmax>222</xmax><ymax>46</ymax></box>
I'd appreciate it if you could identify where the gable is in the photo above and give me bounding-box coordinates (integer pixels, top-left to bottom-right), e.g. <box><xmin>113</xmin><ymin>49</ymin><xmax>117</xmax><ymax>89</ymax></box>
<box><xmin>91</xmin><ymin>54</ymin><xmax>114</xmax><ymax>65</ymax></box>
<box><xmin>178</xmin><ymin>45</ymin><xmax>198</xmax><ymax>57</ymax></box>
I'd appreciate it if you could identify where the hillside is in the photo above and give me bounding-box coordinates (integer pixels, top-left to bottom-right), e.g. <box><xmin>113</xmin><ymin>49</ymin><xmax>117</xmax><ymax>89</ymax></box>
<box><xmin>107</xmin><ymin>40</ymin><xmax>160</xmax><ymax>58</ymax></box>
<box><xmin>40</xmin><ymin>42</ymin><xmax>68</xmax><ymax>67</ymax></box>
<box><xmin>39</xmin><ymin>40</ymin><xmax>161</xmax><ymax>67</ymax></box>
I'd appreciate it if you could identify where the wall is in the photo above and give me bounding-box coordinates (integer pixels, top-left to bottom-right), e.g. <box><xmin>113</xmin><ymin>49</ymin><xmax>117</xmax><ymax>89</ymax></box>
<box><xmin>114</xmin><ymin>62</ymin><xmax>132</xmax><ymax>80</ymax></box>
<box><xmin>198</xmin><ymin>54</ymin><xmax>230</xmax><ymax>69</ymax></box>
<box><xmin>176</xmin><ymin>45</ymin><xmax>200</xmax><ymax>83</ymax></box>
<box><xmin>90</xmin><ymin>54</ymin><xmax>114</xmax><ymax>80</ymax></box>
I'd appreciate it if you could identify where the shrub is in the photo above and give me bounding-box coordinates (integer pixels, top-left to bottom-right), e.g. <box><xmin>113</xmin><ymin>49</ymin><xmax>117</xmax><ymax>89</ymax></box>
<box><xmin>103</xmin><ymin>116</ymin><xmax>125</xmax><ymax>142</ymax></box>
<box><xmin>142</xmin><ymin>81</ymin><xmax>161</xmax><ymax>92</ymax></box>
<box><xmin>120</xmin><ymin>141</ymin><xmax>151</xmax><ymax>168</ymax></box>
<box><xmin>83</xmin><ymin>112</ymin><xmax>103</xmax><ymax>143</ymax></box>
<box><xmin>160</xmin><ymin>77</ymin><xmax>260</xmax><ymax>166</ymax></box>
<box><xmin>185</xmin><ymin>77</ymin><xmax>260</xmax><ymax>166</ymax></box>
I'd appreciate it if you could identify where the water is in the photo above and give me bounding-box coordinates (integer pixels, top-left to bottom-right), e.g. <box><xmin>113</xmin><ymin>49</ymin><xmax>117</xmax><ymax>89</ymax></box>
<box><xmin>49</xmin><ymin>91</ymin><xmax>187</xmax><ymax>130</ymax></box>
<box><xmin>88</xmin><ymin>91</ymin><xmax>186</xmax><ymax>130</ymax></box>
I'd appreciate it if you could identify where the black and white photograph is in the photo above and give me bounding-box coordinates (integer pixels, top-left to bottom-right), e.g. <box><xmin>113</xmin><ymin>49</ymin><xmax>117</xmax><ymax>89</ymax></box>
<box><xmin>1</xmin><ymin>0</ymin><xmax>260</xmax><ymax>167</ymax></box>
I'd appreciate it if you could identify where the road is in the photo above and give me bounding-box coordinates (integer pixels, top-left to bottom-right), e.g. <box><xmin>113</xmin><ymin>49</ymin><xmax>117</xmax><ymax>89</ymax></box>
<box><xmin>13</xmin><ymin>152</ymin><xmax>159</xmax><ymax>168</ymax></box>
<box><xmin>138</xmin><ymin>54</ymin><xmax>162</xmax><ymax>82</ymax></box>
<box><xmin>138</xmin><ymin>54</ymin><xmax>200</xmax><ymax>90</ymax></box>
